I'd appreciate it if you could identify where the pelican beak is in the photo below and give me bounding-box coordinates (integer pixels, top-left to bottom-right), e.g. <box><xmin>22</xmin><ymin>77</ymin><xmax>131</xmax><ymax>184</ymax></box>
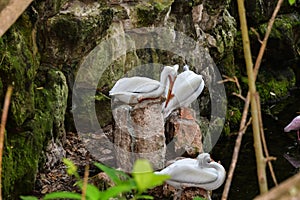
<box><xmin>164</xmin><ymin>75</ymin><xmax>176</xmax><ymax>107</ymax></box>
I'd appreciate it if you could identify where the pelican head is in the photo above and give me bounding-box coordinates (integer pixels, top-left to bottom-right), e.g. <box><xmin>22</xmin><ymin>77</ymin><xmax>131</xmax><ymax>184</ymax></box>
<box><xmin>195</xmin><ymin>153</ymin><xmax>226</xmax><ymax>191</ymax></box>
<box><xmin>196</xmin><ymin>153</ymin><xmax>211</xmax><ymax>167</ymax></box>
<box><xmin>161</xmin><ymin>64</ymin><xmax>179</xmax><ymax>88</ymax></box>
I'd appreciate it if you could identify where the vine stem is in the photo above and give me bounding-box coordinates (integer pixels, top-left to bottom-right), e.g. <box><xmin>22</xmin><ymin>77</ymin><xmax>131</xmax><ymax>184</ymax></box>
<box><xmin>0</xmin><ymin>86</ymin><xmax>13</xmax><ymax>200</ymax></box>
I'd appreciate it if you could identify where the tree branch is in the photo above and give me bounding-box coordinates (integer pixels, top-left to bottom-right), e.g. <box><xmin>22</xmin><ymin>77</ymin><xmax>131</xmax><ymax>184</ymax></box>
<box><xmin>0</xmin><ymin>0</ymin><xmax>34</xmax><ymax>37</ymax></box>
<box><xmin>0</xmin><ymin>86</ymin><xmax>13</xmax><ymax>200</ymax></box>
<box><xmin>254</xmin><ymin>172</ymin><xmax>300</xmax><ymax>200</ymax></box>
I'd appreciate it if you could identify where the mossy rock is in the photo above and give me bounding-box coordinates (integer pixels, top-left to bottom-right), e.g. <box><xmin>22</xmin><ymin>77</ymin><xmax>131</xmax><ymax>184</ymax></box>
<box><xmin>0</xmin><ymin>12</ymin><xmax>43</xmax><ymax>198</ymax></box>
<box><xmin>0</xmin><ymin>8</ymin><xmax>68</xmax><ymax>198</ymax></box>
<box><xmin>135</xmin><ymin>0</ymin><xmax>174</xmax><ymax>26</ymax></box>
<box><xmin>38</xmin><ymin>1</ymin><xmax>113</xmax><ymax>64</ymax></box>
<box><xmin>0</xmin><ymin>14</ymin><xmax>39</xmax><ymax>127</ymax></box>
<box><xmin>2</xmin><ymin>111</ymin><xmax>51</xmax><ymax>199</ymax></box>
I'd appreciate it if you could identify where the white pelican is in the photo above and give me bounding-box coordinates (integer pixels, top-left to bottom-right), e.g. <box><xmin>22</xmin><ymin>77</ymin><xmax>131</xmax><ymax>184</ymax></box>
<box><xmin>155</xmin><ymin>153</ymin><xmax>226</xmax><ymax>200</ymax></box>
<box><xmin>109</xmin><ymin>64</ymin><xmax>178</xmax><ymax>104</ymax></box>
<box><xmin>162</xmin><ymin>65</ymin><xmax>205</xmax><ymax>119</ymax></box>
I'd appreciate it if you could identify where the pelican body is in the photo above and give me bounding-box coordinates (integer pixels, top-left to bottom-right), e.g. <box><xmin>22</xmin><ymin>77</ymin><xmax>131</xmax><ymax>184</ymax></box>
<box><xmin>284</xmin><ymin>115</ymin><xmax>300</xmax><ymax>140</ymax></box>
<box><xmin>109</xmin><ymin>65</ymin><xmax>178</xmax><ymax>104</ymax></box>
<box><xmin>155</xmin><ymin>153</ymin><xmax>226</xmax><ymax>191</ymax></box>
<box><xmin>162</xmin><ymin>65</ymin><xmax>205</xmax><ymax>119</ymax></box>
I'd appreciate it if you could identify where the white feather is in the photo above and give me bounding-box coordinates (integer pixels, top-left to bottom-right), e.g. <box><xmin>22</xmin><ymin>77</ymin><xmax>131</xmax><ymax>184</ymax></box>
<box><xmin>109</xmin><ymin>64</ymin><xmax>178</xmax><ymax>104</ymax></box>
<box><xmin>163</xmin><ymin>65</ymin><xmax>205</xmax><ymax>118</ymax></box>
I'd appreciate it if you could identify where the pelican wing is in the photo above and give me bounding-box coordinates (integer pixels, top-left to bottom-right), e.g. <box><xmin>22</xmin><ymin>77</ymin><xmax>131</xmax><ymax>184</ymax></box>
<box><xmin>162</xmin><ymin>71</ymin><xmax>205</xmax><ymax>118</ymax></box>
<box><xmin>110</xmin><ymin>77</ymin><xmax>160</xmax><ymax>95</ymax></box>
<box><xmin>177</xmin><ymin>74</ymin><xmax>204</xmax><ymax>107</ymax></box>
<box><xmin>166</xmin><ymin>72</ymin><xmax>204</xmax><ymax>107</ymax></box>
<box><xmin>156</xmin><ymin>157</ymin><xmax>218</xmax><ymax>185</ymax></box>
<box><xmin>166</xmin><ymin>164</ymin><xmax>218</xmax><ymax>184</ymax></box>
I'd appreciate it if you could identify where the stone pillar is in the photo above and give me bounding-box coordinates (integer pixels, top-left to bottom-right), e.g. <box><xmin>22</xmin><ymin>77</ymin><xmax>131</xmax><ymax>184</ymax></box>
<box><xmin>165</xmin><ymin>107</ymin><xmax>203</xmax><ymax>160</ymax></box>
<box><xmin>113</xmin><ymin>99</ymin><xmax>166</xmax><ymax>172</ymax></box>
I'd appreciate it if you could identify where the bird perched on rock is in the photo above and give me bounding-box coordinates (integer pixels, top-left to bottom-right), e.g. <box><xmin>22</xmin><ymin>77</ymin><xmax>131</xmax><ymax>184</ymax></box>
<box><xmin>155</xmin><ymin>153</ymin><xmax>226</xmax><ymax>200</ymax></box>
<box><xmin>162</xmin><ymin>65</ymin><xmax>205</xmax><ymax>119</ymax></box>
<box><xmin>284</xmin><ymin>115</ymin><xmax>300</xmax><ymax>141</ymax></box>
<box><xmin>109</xmin><ymin>64</ymin><xmax>178</xmax><ymax>104</ymax></box>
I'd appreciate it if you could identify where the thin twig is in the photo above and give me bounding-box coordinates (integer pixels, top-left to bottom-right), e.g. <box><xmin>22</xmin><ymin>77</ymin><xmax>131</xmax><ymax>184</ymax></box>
<box><xmin>219</xmin><ymin>75</ymin><xmax>246</xmax><ymax>101</ymax></box>
<box><xmin>0</xmin><ymin>86</ymin><xmax>13</xmax><ymax>200</ymax></box>
<box><xmin>250</xmin><ymin>27</ymin><xmax>263</xmax><ymax>44</ymax></box>
<box><xmin>253</xmin><ymin>0</ymin><xmax>284</xmax><ymax>77</ymax></box>
<box><xmin>221</xmin><ymin>94</ymin><xmax>251</xmax><ymax>200</ymax></box>
<box><xmin>232</xmin><ymin>92</ymin><xmax>246</xmax><ymax>102</ymax></box>
<box><xmin>81</xmin><ymin>164</ymin><xmax>89</xmax><ymax>200</ymax></box>
<box><xmin>255</xmin><ymin>93</ymin><xmax>278</xmax><ymax>186</ymax></box>
<box><xmin>265</xmin><ymin>156</ymin><xmax>277</xmax><ymax>162</ymax></box>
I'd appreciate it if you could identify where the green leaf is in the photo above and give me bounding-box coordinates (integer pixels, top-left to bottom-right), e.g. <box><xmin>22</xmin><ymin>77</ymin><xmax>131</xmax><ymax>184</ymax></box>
<box><xmin>63</xmin><ymin>158</ymin><xmax>79</xmax><ymax>178</ymax></box>
<box><xmin>99</xmin><ymin>183</ymin><xmax>135</xmax><ymax>200</ymax></box>
<box><xmin>20</xmin><ymin>196</ymin><xmax>39</xmax><ymax>200</ymax></box>
<box><xmin>136</xmin><ymin>194</ymin><xmax>154</xmax><ymax>199</ymax></box>
<box><xmin>44</xmin><ymin>191</ymin><xmax>82</xmax><ymax>200</ymax></box>
<box><xmin>76</xmin><ymin>181</ymin><xmax>102</xmax><ymax>200</ymax></box>
<box><xmin>132</xmin><ymin>159</ymin><xmax>170</xmax><ymax>193</ymax></box>
<box><xmin>193</xmin><ymin>197</ymin><xmax>205</xmax><ymax>200</ymax></box>
<box><xmin>288</xmin><ymin>0</ymin><xmax>296</xmax><ymax>5</ymax></box>
<box><xmin>94</xmin><ymin>162</ymin><xmax>130</xmax><ymax>185</ymax></box>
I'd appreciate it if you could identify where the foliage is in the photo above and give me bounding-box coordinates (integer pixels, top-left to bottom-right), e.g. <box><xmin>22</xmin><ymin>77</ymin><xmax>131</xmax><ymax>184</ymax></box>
<box><xmin>20</xmin><ymin>159</ymin><xmax>170</xmax><ymax>200</ymax></box>
<box><xmin>288</xmin><ymin>0</ymin><xmax>296</xmax><ymax>5</ymax></box>
<box><xmin>193</xmin><ymin>197</ymin><xmax>206</xmax><ymax>200</ymax></box>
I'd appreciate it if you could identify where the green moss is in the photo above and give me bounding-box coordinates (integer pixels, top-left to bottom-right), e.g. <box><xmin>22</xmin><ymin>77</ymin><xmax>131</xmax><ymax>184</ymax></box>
<box><xmin>223</xmin><ymin>106</ymin><xmax>242</xmax><ymax>135</ymax></box>
<box><xmin>256</xmin><ymin>70</ymin><xmax>296</xmax><ymax>103</ymax></box>
<box><xmin>2</xmin><ymin>111</ymin><xmax>51</xmax><ymax>199</ymax></box>
<box><xmin>136</xmin><ymin>0</ymin><xmax>173</xmax><ymax>27</ymax></box>
<box><xmin>0</xmin><ymin>11</ymin><xmax>60</xmax><ymax>199</ymax></box>
<box><xmin>0</xmin><ymin>13</ymin><xmax>39</xmax><ymax>127</ymax></box>
<box><xmin>40</xmin><ymin>6</ymin><xmax>113</xmax><ymax>64</ymax></box>
<box><xmin>227</xmin><ymin>106</ymin><xmax>242</xmax><ymax>125</ymax></box>
<box><xmin>223</xmin><ymin>123</ymin><xmax>231</xmax><ymax>136</ymax></box>
<box><xmin>258</xmin><ymin>14</ymin><xmax>300</xmax><ymax>40</ymax></box>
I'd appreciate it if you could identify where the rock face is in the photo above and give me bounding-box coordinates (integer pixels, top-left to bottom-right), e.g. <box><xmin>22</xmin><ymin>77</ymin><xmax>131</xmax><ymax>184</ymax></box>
<box><xmin>113</xmin><ymin>99</ymin><xmax>166</xmax><ymax>171</ymax></box>
<box><xmin>165</xmin><ymin>108</ymin><xmax>203</xmax><ymax>160</ymax></box>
